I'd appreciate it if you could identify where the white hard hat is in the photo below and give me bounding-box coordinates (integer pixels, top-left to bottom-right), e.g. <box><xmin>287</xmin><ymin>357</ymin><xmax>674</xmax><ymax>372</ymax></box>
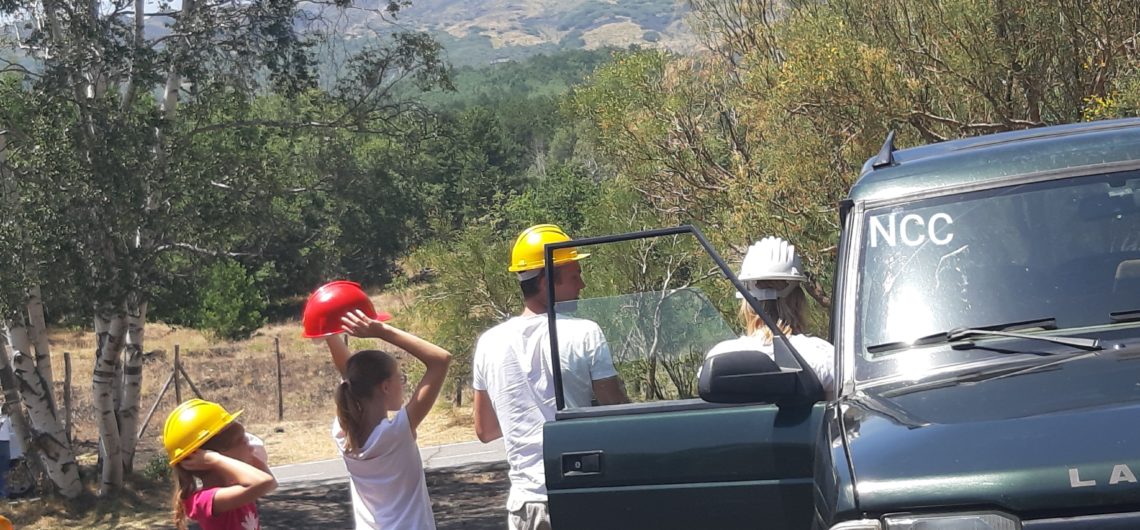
<box><xmin>738</xmin><ymin>237</ymin><xmax>806</xmax><ymax>283</ymax></box>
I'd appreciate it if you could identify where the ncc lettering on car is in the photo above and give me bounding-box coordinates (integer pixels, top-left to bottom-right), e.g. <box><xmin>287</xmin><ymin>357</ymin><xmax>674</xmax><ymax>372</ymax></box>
<box><xmin>869</xmin><ymin>212</ymin><xmax>955</xmax><ymax>248</ymax></box>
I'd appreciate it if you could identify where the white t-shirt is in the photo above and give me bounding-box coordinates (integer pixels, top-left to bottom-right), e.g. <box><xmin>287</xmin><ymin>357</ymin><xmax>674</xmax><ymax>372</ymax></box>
<box><xmin>705</xmin><ymin>334</ymin><xmax>835</xmax><ymax>396</ymax></box>
<box><xmin>472</xmin><ymin>314</ymin><xmax>619</xmax><ymax>510</ymax></box>
<box><xmin>246</xmin><ymin>433</ymin><xmax>267</xmax><ymax>466</ymax></box>
<box><xmin>332</xmin><ymin>407</ymin><xmax>436</xmax><ymax>530</ymax></box>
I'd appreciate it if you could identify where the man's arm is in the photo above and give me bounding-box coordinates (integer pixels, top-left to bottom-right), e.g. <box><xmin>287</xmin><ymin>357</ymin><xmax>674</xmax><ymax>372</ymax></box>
<box><xmin>473</xmin><ymin>390</ymin><xmax>503</xmax><ymax>443</ymax></box>
<box><xmin>588</xmin><ymin>325</ymin><xmax>630</xmax><ymax>405</ymax></box>
<box><xmin>592</xmin><ymin>376</ymin><xmax>630</xmax><ymax>405</ymax></box>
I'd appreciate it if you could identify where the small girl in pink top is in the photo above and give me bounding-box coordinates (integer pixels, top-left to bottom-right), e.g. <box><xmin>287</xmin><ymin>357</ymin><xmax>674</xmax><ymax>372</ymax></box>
<box><xmin>163</xmin><ymin>399</ymin><xmax>277</xmax><ymax>530</ymax></box>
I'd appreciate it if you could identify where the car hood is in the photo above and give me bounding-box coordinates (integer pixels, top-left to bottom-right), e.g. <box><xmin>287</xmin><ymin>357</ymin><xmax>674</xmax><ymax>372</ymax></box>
<box><xmin>846</xmin><ymin>346</ymin><xmax>1140</xmax><ymax>515</ymax></box>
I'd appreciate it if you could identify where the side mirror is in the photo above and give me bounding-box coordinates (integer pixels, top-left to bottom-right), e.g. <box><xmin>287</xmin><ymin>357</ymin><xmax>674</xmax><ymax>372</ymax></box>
<box><xmin>699</xmin><ymin>337</ymin><xmax>825</xmax><ymax>405</ymax></box>
<box><xmin>698</xmin><ymin>349</ymin><xmax>799</xmax><ymax>404</ymax></box>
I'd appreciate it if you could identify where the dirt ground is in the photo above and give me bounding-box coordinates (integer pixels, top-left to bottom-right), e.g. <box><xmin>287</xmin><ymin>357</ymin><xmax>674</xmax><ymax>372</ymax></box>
<box><xmin>258</xmin><ymin>462</ymin><xmax>510</xmax><ymax>530</ymax></box>
<box><xmin>4</xmin><ymin>461</ymin><xmax>510</xmax><ymax>529</ymax></box>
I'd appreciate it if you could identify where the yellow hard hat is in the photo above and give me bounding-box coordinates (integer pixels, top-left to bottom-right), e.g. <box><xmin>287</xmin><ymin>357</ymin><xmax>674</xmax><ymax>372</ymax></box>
<box><xmin>508</xmin><ymin>224</ymin><xmax>589</xmax><ymax>278</ymax></box>
<box><xmin>162</xmin><ymin>399</ymin><xmax>242</xmax><ymax>466</ymax></box>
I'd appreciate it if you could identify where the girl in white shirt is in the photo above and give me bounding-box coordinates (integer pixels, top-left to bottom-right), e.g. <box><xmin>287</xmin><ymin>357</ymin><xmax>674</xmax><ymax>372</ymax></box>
<box><xmin>324</xmin><ymin>310</ymin><xmax>453</xmax><ymax>530</ymax></box>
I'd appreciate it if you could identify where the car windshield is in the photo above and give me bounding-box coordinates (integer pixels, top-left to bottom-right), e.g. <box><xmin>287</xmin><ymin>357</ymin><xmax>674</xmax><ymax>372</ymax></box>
<box><xmin>857</xmin><ymin>169</ymin><xmax>1140</xmax><ymax>371</ymax></box>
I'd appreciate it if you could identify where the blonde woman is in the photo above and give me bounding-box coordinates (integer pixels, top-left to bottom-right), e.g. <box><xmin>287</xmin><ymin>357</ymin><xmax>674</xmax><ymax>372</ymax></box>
<box><xmin>706</xmin><ymin>237</ymin><xmax>835</xmax><ymax>397</ymax></box>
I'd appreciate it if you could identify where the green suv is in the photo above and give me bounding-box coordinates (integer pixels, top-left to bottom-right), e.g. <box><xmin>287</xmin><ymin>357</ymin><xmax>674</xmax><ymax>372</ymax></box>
<box><xmin>541</xmin><ymin>118</ymin><xmax>1140</xmax><ymax>529</ymax></box>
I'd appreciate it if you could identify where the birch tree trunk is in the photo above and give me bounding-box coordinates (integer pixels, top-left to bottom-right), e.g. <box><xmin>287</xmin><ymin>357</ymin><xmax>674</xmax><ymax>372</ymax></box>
<box><xmin>93</xmin><ymin>305</ymin><xmax>127</xmax><ymax>494</ymax></box>
<box><xmin>3</xmin><ymin>320</ymin><xmax>80</xmax><ymax>498</ymax></box>
<box><xmin>118</xmin><ymin>297</ymin><xmax>146</xmax><ymax>475</ymax></box>
<box><xmin>11</xmin><ymin>351</ymin><xmax>80</xmax><ymax>497</ymax></box>
<box><xmin>111</xmin><ymin>339</ymin><xmax>123</xmax><ymax>414</ymax></box>
<box><xmin>25</xmin><ymin>286</ymin><xmax>54</xmax><ymax>408</ymax></box>
<box><xmin>0</xmin><ymin>331</ymin><xmax>37</xmax><ymax>484</ymax></box>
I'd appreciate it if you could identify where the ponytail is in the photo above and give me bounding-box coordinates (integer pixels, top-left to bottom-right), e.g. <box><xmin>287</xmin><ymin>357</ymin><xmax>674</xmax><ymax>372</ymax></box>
<box><xmin>170</xmin><ymin>466</ymin><xmax>197</xmax><ymax>530</ymax></box>
<box><xmin>335</xmin><ymin>350</ymin><xmax>397</xmax><ymax>452</ymax></box>
<box><xmin>336</xmin><ymin>380</ymin><xmax>367</xmax><ymax>452</ymax></box>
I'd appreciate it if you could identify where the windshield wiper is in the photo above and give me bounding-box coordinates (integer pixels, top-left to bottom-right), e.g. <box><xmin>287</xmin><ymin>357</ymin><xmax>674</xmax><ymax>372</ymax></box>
<box><xmin>867</xmin><ymin>318</ymin><xmax>1101</xmax><ymax>354</ymax></box>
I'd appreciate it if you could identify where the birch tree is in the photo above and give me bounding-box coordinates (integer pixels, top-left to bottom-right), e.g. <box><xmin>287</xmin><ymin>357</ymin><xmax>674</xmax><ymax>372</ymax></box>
<box><xmin>0</xmin><ymin>104</ymin><xmax>79</xmax><ymax>496</ymax></box>
<box><xmin>5</xmin><ymin>321</ymin><xmax>81</xmax><ymax>497</ymax></box>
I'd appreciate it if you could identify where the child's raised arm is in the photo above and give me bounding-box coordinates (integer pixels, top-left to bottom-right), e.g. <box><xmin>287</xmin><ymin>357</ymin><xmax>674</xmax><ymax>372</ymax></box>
<box><xmin>324</xmin><ymin>334</ymin><xmax>352</xmax><ymax>378</ymax></box>
<box><xmin>180</xmin><ymin>450</ymin><xmax>277</xmax><ymax>513</ymax></box>
<box><xmin>341</xmin><ymin>310</ymin><xmax>453</xmax><ymax>432</ymax></box>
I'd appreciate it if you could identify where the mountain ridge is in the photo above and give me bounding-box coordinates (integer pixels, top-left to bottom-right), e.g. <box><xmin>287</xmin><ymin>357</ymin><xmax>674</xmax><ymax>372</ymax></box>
<box><xmin>340</xmin><ymin>0</ymin><xmax>695</xmax><ymax>65</ymax></box>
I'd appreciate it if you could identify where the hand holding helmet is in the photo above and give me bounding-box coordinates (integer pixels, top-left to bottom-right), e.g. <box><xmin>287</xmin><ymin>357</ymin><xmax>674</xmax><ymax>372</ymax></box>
<box><xmin>341</xmin><ymin>309</ymin><xmax>390</xmax><ymax>339</ymax></box>
<box><xmin>302</xmin><ymin>280</ymin><xmax>392</xmax><ymax>339</ymax></box>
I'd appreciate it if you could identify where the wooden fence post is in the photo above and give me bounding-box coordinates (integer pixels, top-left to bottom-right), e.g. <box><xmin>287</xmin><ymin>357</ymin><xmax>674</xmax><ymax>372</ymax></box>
<box><xmin>275</xmin><ymin>337</ymin><xmax>284</xmax><ymax>422</ymax></box>
<box><xmin>174</xmin><ymin>344</ymin><xmax>182</xmax><ymax>403</ymax></box>
<box><xmin>63</xmin><ymin>351</ymin><xmax>73</xmax><ymax>443</ymax></box>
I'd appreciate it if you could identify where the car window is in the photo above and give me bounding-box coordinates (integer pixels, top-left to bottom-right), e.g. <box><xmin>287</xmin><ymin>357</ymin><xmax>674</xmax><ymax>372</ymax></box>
<box><xmin>560</xmin><ymin>288</ymin><xmax>737</xmax><ymax>404</ymax></box>
<box><xmin>550</xmin><ymin>234</ymin><xmax>738</xmax><ymax>408</ymax></box>
<box><xmin>856</xmin><ymin>170</ymin><xmax>1140</xmax><ymax>375</ymax></box>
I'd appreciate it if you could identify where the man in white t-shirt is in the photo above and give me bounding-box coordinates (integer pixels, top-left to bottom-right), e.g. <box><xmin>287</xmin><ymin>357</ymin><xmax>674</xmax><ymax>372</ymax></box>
<box><xmin>473</xmin><ymin>224</ymin><xmax>629</xmax><ymax>530</ymax></box>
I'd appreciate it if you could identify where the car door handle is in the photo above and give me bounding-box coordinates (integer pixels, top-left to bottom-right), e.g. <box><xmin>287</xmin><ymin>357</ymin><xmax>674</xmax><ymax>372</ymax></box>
<box><xmin>562</xmin><ymin>451</ymin><xmax>604</xmax><ymax>477</ymax></box>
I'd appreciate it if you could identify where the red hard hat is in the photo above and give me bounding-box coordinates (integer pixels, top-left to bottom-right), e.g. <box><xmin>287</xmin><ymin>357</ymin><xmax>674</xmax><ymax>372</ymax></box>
<box><xmin>302</xmin><ymin>281</ymin><xmax>392</xmax><ymax>338</ymax></box>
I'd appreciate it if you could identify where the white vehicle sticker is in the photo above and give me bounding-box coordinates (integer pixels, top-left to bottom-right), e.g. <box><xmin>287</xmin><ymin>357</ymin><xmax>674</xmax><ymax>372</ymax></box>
<box><xmin>871</xmin><ymin>212</ymin><xmax>955</xmax><ymax>248</ymax></box>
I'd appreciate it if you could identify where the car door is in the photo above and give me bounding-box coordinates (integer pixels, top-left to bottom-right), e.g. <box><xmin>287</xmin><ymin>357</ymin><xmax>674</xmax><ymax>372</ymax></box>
<box><xmin>544</xmin><ymin>401</ymin><xmax>825</xmax><ymax>529</ymax></box>
<box><xmin>537</xmin><ymin>229</ymin><xmax>827</xmax><ymax>529</ymax></box>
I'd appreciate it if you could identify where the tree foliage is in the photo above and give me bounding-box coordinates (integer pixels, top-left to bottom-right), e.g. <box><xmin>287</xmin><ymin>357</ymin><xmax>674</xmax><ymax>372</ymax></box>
<box><xmin>568</xmin><ymin>0</ymin><xmax>1140</xmax><ymax>307</ymax></box>
<box><xmin>197</xmin><ymin>260</ymin><xmax>268</xmax><ymax>341</ymax></box>
<box><xmin>0</xmin><ymin>0</ymin><xmax>451</xmax><ymax>495</ymax></box>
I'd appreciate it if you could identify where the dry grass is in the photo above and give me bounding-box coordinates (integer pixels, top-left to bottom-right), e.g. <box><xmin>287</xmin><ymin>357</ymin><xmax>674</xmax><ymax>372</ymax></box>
<box><xmin>3</xmin><ymin>475</ymin><xmax>172</xmax><ymax>529</ymax></box>
<box><xmin>581</xmin><ymin>20</ymin><xmax>650</xmax><ymax>50</ymax></box>
<box><xmin>35</xmin><ymin>286</ymin><xmax>476</xmax><ymax>473</ymax></box>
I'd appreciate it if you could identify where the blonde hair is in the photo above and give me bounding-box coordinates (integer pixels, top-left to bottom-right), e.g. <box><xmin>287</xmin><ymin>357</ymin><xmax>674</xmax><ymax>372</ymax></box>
<box><xmin>738</xmin><ymin>281</ymin><xmax>808</xmax><ymax>342</ymax></box>
<box><xmin>171</xmin><ymin>466</ymin><xmax>196</xmax><ymax>530</ymax></box>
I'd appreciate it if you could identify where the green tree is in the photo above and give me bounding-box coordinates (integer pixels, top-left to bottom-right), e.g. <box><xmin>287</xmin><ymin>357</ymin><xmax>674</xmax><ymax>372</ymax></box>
<box><xmin>198</xmin><ymin>260</ymin><xmax>269</xmax><ymax>340</ymax></box>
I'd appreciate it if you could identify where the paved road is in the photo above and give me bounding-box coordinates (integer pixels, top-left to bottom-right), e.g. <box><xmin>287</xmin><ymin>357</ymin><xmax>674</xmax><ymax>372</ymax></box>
<box><xmin>273</xmin><ymin>438</ymin><xmax>507</xmax><ymax>489</ymax></box>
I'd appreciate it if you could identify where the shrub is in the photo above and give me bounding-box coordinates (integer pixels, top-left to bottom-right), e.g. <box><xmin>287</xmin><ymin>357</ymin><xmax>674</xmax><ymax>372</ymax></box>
<box><xmin>142</xmin><ymin>454</ymin><xmax>170</xmax><ymax>482</ymax></box>
<box><xmin>197</xmin><ymin>260</ymin><xmax>268</xmax><ymax>340</ymax></box>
